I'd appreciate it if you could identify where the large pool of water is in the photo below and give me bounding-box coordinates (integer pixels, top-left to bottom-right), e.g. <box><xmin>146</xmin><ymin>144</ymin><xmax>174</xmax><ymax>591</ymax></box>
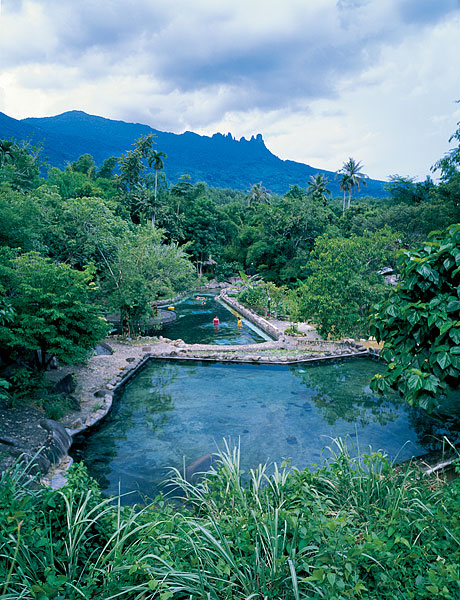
<box><xmin>159</xmin><ymin>294</ymin><xmax>270</xmax><ymax>344</ymax></box>
<box><xmin>71</xmin><ymin>359</ymin><xmax>458</xmax><ymax>502</ymax></box>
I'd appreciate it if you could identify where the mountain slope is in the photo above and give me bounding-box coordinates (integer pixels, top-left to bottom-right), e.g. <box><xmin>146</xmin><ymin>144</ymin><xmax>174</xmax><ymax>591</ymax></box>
<box><xmin>1</xmin><ymin>110</ymin><xmax>386</xmax><ymax>196</ymax></box>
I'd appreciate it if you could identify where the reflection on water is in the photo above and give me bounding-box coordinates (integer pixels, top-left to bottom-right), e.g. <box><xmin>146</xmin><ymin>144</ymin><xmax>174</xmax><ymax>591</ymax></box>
<box><xmin>71</xmin><ymin>359</ymin><xmax>460</xmax><ymax>503</ymax></box>
<box><xmin>159</xmin><ymin>294</ymin><xmax>268</xmax><ymax>344</ymax></box>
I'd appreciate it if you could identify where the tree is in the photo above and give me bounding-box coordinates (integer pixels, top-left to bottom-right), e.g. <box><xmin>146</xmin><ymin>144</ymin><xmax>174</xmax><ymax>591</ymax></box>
<box><xmin>0</xmin><ymin>140</ymin><xmax>13</xmax><ymax>167</ymax></box>
<box><xmin>386</xmin><ymin>174</ymin><xmax>434</xmax><ymax>205</ymax></box>
<box><xmin>336</xmin><ymin>158</ymin><xmax>368</xmax><ymax>214</ymax></box>
<box><xmin>306</xmin><ymin>174</ymin><xmax>331</xmax><ymax>206</ymax></box>
<box><xmin>148</xmin><ymin>150</ymin><xmax>167</xmax><ymax>229</ymax></box>
<box><xmin>102</xmin><ymin>227</ymin><xmax>195</xmax><ymax>336</ymax></box>
<box><xmin>370</xmin><ymin>224</ymin><xmax>460</xmax><ymax>411</ymax></box>
<box><xmin>70</xmin><ymin>153</ymin><xmax>97</xmax><ymax>178</ymax></box>
<box><xmin>431</xmin><ymin>102</ymin><xmax>460</xmax><ymax>181</ymax></box>
<box><xmin>0</xmin><ymin>140</ymin><xmax>42</xmax><ymax>190</ymax></box>
<box><xmin>298</xmin><ymin>229</ymin><xmax>398</xmax><ymax>339</ymax></box>
<box><xmin>247</xmin><ymin>182</ymin><xmax>270</xmax><ymax>207</ymax></box>
<box><xmin>0</xmin><ymin>252</ymin><xmax>108</xmax><ymax>370</ymax></box>
<box><xmin>97</xmin><ymin>156</ymin><xmax>118</xmax><ymax>179</ymax></box>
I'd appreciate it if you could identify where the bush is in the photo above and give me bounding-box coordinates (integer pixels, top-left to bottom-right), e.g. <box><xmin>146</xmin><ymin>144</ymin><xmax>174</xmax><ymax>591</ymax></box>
<box><xmin>2</xmin><ymin>443</ymin><xmax>460</xmax><ymax>599</ymax></box>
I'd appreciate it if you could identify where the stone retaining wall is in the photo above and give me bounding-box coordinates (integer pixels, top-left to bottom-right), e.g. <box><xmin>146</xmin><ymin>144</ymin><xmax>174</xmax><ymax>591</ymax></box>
<box><xmin>219</xmin><ymin>290</ymin><xmax>283</xmax><ymax>339</ymax></box>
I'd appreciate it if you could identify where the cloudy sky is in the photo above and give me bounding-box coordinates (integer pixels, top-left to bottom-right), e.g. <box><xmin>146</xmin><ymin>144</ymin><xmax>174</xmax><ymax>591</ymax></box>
<box><xmin>0</xmin><ymin>0</ymin><xmax>459</xmax><ymax>181</ymax></box>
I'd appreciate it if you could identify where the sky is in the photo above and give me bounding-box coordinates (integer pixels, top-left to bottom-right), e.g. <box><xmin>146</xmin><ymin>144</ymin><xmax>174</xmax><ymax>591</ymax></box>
<box><xmin>0</xmin><ymin>0</ymin><xmax>459</xmax><ymax>181</ymax></box>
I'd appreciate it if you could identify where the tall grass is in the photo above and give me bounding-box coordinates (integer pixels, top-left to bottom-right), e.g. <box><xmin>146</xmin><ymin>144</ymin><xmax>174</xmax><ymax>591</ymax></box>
<box><xmin>2</xmin><ymin>440</ymin><xmax>460</xmax><ymax>599</ymax></box>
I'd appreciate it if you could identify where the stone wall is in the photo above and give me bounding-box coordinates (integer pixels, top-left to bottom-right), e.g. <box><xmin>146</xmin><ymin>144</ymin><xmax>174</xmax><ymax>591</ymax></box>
<box><xmin>219</xmin><ymin>290</ymin><xmax>283</xmax><ymax>339</ymax></box>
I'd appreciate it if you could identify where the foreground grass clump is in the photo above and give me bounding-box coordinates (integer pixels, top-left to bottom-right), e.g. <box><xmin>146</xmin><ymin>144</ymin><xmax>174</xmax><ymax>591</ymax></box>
<box><xmin>1</xmin><ymin>443</ymin><xmax>460</xmax><ymax>599</ymax></box>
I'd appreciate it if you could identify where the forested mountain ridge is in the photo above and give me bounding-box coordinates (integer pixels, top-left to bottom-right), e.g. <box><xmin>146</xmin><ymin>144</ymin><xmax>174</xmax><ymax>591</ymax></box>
<box><xmin>0</xmin><ymin>110</ymin><xmax>386</xmax><ymax>195</ymax></box>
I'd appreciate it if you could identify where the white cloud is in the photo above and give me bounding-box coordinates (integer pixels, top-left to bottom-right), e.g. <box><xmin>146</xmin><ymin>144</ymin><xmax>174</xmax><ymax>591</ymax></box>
<box><xmin>0</xmin><ymin>0</ymin><xmax>459</xmax><ymax>180</ymax></box>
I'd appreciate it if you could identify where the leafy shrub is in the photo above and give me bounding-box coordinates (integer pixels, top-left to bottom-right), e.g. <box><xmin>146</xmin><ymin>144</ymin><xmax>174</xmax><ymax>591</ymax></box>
<box><xmin>2</xmin><ymin>442</ymin><xmax>460</xmax><ymax>599</ymax></box>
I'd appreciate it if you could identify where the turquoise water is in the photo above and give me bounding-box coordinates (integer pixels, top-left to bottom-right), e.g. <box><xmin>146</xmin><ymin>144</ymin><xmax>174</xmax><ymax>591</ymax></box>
<box><xmin>71</xmin><ymin>359</ymin><xmax>457</xmax><ymax>502</ymax></box>
<box><xmin>159</xmin><ymin>294</ymin><xmax>269</xmax><ymax>344</ymax></box>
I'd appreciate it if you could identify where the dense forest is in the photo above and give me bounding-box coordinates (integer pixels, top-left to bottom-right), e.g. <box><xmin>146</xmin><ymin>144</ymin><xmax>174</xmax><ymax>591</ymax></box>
<box><xmin>1</xmin><ymin>116</ymin><xmax>460</xmax><ymax>598</ymax></box>
<box><xmin>1</xmin><ymin>126</ymin><xmax>460</xmax><ymax>407</ymax></box>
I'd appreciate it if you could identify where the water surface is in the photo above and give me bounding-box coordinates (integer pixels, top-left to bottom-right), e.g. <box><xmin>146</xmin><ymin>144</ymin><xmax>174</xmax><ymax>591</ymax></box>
<box><xmin>159</xmin><ymin>294</ymin><xmax>269</xmax><ymax>344</ymax></box>
<box><xmin>71</xmin><ymin>359</ymin><xmax>457</xmax><ymax>502</ymax></box>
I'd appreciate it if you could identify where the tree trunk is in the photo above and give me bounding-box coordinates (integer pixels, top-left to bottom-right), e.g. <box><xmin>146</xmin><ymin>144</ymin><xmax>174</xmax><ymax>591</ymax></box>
<box><xmin>153</xmin><ymin>170</ymin><xmax>158</xmax><ymax>230</ymax></box>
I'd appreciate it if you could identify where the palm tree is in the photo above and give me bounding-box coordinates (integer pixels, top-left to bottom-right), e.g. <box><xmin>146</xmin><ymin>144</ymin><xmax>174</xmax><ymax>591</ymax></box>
<box><xmin>336</xmin><ymin>157</ymin><xmax>368</xmax><ymax>213</ymax></box>
<box><xmin>0</xmin><ymin>140</ymin><xmax>13</xmax><ymax>167</ymax></box>
<box><xmin>247</xmin><ymin>182</ymin><xmax>270</xmax><ymax>207</ymax></box>
<box><xmin>338</xmin><ymin>174</ymin><xmax>351</xmax><ymax>216</ymax></box>
<box><xmin>148</xmin><ymin>150</ymin><xmax>167</xmax><ymax>229</ymax></box>
<box><xmin>306</xmin><ymin>174</ymin><xmax>331</xmax><ymax>206</ymax></box>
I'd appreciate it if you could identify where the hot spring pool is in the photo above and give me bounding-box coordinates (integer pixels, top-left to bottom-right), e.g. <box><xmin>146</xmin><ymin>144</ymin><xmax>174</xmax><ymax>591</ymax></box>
<box><xmin>159</xmin><ymin>294</ymin><xmax>270</xmax><ymax>344</ymax></box>
<box><xmin>71</xmin><ymin>358</ymin><xmax>458</xmax><ymax>502</ymax></box>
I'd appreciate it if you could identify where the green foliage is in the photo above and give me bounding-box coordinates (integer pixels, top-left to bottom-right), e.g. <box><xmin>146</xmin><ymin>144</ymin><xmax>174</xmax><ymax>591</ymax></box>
<box><xmin>102</xmin><ymin>226</ymin><xmax>195</xmax><ymax>334</ymax></box>
<box><xmin>298</xmin><ymin>229</ymin><xmax>398</xmax><ymax>338</ymax></box>
<box><xmin>0</xmin><ymin>251</ymin><xmax>109</xmax><ymax>369</ymax></box>
<box><xmin>386</xmin><ymin>174</ymin><xmax>434</xmax><ymax>205</ymax></box>
<box><xmin>213</xmin><ymin>260</ymin><xmax>241</xmax><ymax>282</ymax></box>
<box><xmin>0</xmin><ymin>139</ymin><xmax>43</xmax><ymax>190</ymax></box>
<box><xmin>237</xmin><ymin>278</ymin><xmax>300</xmax><ymax>319</ymax></box>
<box><xmin>432</xmin><ymin>106</ymin><xmax>460</xmax><ymax>180</ymax></box>
<box><xmin>370</xmin><ymin>223</ymin><xmax>460</xmax><ymax>410</ymax></box>
<box><xmin>2</xmin><ymin>443</ymin><xmax>460</xmax><ymax>599</ymax></box>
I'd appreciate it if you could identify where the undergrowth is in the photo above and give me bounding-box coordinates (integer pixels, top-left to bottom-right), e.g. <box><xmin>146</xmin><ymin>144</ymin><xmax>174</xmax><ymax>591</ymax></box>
<box><xmin>1</xmin><ymin>441</ymin><xmax>459</xmax><ymax>599</ymax></box>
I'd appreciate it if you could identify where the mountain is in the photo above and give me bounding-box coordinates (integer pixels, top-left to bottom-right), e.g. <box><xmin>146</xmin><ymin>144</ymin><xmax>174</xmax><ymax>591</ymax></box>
<box><xmin>0</xmin><ymin>110</ymin><xmax>386</xmax><ymax>196</ymax></box>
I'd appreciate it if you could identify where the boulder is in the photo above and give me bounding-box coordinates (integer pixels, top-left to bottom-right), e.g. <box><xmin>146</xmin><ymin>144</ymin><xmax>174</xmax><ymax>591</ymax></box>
<box><xmin>94</xmin><ymin>341</ymin><xmax>114</xmax><ymax>356</ymax></box>
<box><xmin>52</xmin><ymin>374</ymin><xmax>76</xmax><ymax>395</ymax></box>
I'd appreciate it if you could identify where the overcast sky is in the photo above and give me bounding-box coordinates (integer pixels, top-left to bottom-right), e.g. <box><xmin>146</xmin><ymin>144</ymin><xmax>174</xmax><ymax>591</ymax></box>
<box><xmin>0</xmin><ymin>0</ymin><xmax>459</xmax><ymax>181</ymax></box>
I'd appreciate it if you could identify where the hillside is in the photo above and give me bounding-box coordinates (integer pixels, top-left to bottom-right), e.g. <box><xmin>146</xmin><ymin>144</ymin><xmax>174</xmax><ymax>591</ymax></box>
<box><xmin>0</xmin><ymin>110</ymin><xmax>386</xmax><ymax>196</ymax></box>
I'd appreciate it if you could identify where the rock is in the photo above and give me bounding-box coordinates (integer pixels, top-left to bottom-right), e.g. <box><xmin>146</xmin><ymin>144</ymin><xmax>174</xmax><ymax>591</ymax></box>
<box><xmin>49</xmin><ymin>356</ymin><xmax>59</xmax><ymax>369</ymax></box>
<box><xmin>68</xmin><ymin>395</ymin><xmax>80</xmax><ymax>411</ymax></box>
<box><xmin>126</xmin><ymin>357</ymin><xmax>136</xmax><ymax>363</ymax></box>
<box><xmin>286</xmin><ymin>436</ymin><xmax>298</xmax><ymax>445</ymax></box>
<box><xmin>52</xmin><ymin>374</ymin><xmax>76</xmax><ymax>395</ymax></box>
<box><xmin>50</xmin><ymin>473</ymin><xmax>68</xmax><ymax>490</ymax></box>
<box><xmin>169</xmin><ymin>351</ymin><xmax>178</xmax><ymax>356</ymax></box>
<box><xmin>142</xmin><ymin>346</ymin><xmax>152</xmax><ymax>352</ymax></box>
<box><xmin>94</xmin><ymin>389</ymin><xmax>107</xmax><ymax>398</ymax></box>
<box><xmin>94</xmin><ymin>341</ymin><xmax>114</xmax><ymax>355</ymax></box>
<box><xmin>106</xmin><ymin>384</ymin><xmax>115</xmax><ymax>390</ymax></box>
<box><xmin>39</xmin><ymin>419</ymin><xmax>72</xmax><ymax>465</ymax></box>
<box><xmin>71</xmin><ymin>418</ymin><xmax>84</xmax><ymax>430</ymax></box>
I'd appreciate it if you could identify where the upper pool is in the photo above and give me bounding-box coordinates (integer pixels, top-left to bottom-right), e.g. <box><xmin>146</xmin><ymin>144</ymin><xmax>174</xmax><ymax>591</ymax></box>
<box><xmin>158</xmin><ymin>294</ymin><xmax>270</xmax><ymax>344</ymax></box>
<box><xmin>71</xmin><ymin>358</ymin><xmax>459</xmax><ymax>502</ymax></box>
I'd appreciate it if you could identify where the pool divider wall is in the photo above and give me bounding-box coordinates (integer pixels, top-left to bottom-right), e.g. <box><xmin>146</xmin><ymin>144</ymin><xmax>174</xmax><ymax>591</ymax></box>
<box><xmin>219</xmin><ymin>290</ymin><xmax>283</xmax><ymax>340</ymax></box>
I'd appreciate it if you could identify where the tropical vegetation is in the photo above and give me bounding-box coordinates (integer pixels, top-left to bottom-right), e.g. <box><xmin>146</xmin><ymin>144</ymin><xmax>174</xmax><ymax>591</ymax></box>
<box><xmin>2</xmin><ymin>443</ymin><xmax>460</xmax><ymax>599</ymax></box>
<box><xmin>1</xmin><ymin>111</ymin><xmax>460</xmax><ymax>598</ymax></box>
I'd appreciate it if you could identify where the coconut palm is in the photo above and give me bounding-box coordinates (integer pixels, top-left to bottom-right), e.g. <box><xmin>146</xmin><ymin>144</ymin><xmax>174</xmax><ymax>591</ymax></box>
<box><xmin>336</xmin><ymin>157</ymin><xmax>368</xmax><ymax>213</ymax></box>
<box><xmin>0</xmin><ymin>140</ymin><xmax>13</xmax><ymax>167</ymax></box>
<box><xmin>247</xmin><ymin>182</ymin><xmax>270</xmax><ymax>207</ymax></box>
<box><xmin>148</xmin><ymin>150</ymin><xmax>167</xmax><ymax>229</ymax></box>
<box><xmin>306</xmin><ymin>173</ymin><xmax>331</xmax><ymax>206</ymax></box>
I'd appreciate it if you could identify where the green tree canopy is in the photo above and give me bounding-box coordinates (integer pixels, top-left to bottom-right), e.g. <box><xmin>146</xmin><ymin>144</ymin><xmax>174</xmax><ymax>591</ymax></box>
<box><xmin>0</xmin><ymin>251</ymin><xmax>108</xmax><ymax>369</ymax></box>
<box><xmin>370</xmin><ymin>224</ymin><xmax>460</xmax><ymax>411</ymax></box>
<box><xmin>102</xmin><ymin>227</ymin><xmax>195</xmax><ymax>334</ymax></box>
<box><xmin>298</xmin><ymin>229</ymin><xmax>398</xmax><ymax>339</ymax></box>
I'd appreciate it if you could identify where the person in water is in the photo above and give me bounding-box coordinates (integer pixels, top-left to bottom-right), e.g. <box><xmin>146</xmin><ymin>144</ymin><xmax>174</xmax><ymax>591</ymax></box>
<box><xmin>213</xmin><ymin>316</ymin><xmax>219</xmax><ymax>326</ymax></box>
<box><xmin>237</xmin><ymin>317</ymin><xmax>242</xmax><ymax>327</ymax></box>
